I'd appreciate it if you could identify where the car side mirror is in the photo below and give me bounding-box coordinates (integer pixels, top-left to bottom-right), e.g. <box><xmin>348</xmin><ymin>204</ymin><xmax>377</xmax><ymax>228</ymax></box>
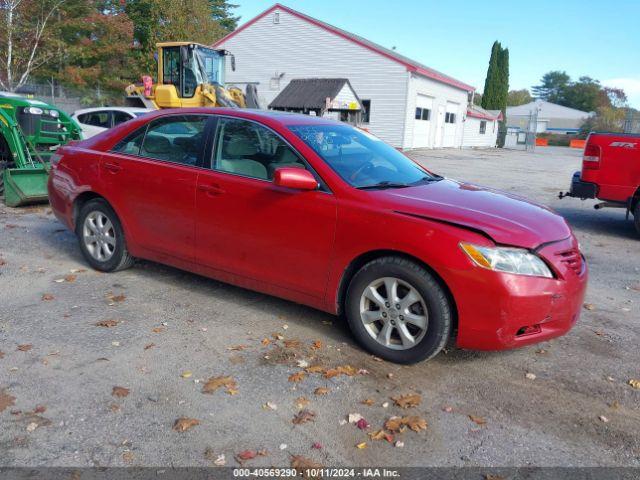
<box><xmin>273</xmin><ymin>167</ymin><xmax>318</xmax><ymax>191</ymax></box>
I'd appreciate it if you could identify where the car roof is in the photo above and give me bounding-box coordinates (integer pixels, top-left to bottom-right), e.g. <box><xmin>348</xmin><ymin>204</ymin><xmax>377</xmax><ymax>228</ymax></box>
<box><xmin>73</xmin><ymin>107</ymin><xmax>153</xmax><ymax>115</ymax></box>
<box><xmin>140</xmin><ymin>107</ymin><xmax>342</xmax><ymax>127</ymax></box>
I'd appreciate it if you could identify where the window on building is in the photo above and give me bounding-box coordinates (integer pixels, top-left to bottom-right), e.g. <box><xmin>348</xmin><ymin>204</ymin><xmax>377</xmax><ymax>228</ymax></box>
<box><xmin>273</xmin><ymin>12</ymin><xmax>280</xmax><ymax>23</ymax></box>
<box><xmin>445</xmin><ymin>112</ymin><xmax>456</xmax><ymax>124</ymax></box>
<box><xmin>415</xmin><ymin>107</ymin><xmax>430</xmax><ymax>121</ymax></box>
<box><xmin>479</xmin><ymin>120</ymin><xmax>487</xmax><ymax>134</ymax></box>
<box><xmin>361</xmin><ymin>99</ymin><xmax>371</xmax><ymax>123</ymax></box>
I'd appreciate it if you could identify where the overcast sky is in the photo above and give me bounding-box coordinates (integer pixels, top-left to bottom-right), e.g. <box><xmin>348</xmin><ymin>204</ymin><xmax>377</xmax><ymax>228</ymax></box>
<box><xmin>230</xmin><ymin>0</ymin><xmax>640</xmax><ymax>108</ymax></box>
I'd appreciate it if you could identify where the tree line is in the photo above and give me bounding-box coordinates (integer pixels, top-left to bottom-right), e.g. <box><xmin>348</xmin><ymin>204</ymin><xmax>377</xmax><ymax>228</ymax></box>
<box><xmin>0</xmin><ymin>0</ymin><xmax>239</xmax><ymax>102</ymax></box>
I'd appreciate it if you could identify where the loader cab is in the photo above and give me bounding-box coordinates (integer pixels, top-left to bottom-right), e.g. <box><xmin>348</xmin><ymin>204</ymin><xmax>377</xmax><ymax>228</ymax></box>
<box><xmin>155</xmin><ymin>42</ymin><xmax>232</xmax><ymax>107</ymax></box>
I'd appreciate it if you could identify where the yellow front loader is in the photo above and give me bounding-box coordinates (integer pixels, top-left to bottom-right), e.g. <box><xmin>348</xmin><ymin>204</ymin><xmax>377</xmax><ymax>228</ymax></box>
<box><xmin>125</xmin><ymin>42</ymin><xmax>250</xmax><ymax>109</ymax></box>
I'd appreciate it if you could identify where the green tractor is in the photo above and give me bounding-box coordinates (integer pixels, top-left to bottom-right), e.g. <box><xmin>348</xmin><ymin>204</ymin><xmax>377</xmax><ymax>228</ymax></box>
<box><xmin>0</xmin><ymin>92</ymin><xmax>82</xmax><ymax>207</ymax></box>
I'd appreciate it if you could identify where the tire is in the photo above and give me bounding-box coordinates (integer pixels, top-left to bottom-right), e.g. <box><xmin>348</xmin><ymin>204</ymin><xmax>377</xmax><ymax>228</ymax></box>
<box><xmin>345</xmin><ymin>256</ymin><xmax>452</xmax><ymax>364</ymax></box>
<box><xmin>76</xmin><ymin>198</ymin><xmax>134</xmax><ymax>272</ymax></box>
<box><xmin>634</xmin><ymin>201</ymin><xmax>640</xmax><ymax>237</ymax></box>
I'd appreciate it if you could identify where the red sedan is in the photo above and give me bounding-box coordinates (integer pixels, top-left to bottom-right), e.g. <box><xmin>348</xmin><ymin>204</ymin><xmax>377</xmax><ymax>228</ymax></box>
<box><xmin>48</xmin><ymin>108</ymin><xmax>587</xmax><ymax>363</ymax></box>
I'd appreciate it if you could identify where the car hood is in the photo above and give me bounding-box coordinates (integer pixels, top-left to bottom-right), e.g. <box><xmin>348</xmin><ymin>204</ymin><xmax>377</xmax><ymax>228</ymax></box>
<box><xmin>377</xmin><ymin>179</ymin><xmax>571</xmax><ymax>249</ymax></box>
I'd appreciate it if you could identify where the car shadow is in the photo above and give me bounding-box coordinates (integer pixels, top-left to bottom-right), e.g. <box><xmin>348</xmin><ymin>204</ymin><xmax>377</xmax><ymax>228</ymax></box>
<box><xmin>554</xmin><ymin>205</ymin><xmax>637</xmax><ymax>240</ymax></box>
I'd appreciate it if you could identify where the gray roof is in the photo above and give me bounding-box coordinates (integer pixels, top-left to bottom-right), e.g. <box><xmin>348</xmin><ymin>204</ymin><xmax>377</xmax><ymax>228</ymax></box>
<box><xmin>269</xmin><ymin>78</ymin><xmax>359</xmax><ymax>110</ymax></box>
<box><xmin>507</xmin><ymin>100</ymin><xmax>593</xmax><ymax>119</ymax></box>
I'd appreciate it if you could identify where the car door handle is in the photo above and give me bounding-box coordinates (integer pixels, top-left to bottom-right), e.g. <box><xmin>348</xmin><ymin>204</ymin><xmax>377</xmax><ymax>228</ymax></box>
<box><xmin>103</xmin><ymin>162</ymin><xmax>122</xmax><ymax>173</ymax></box>
<box><xmin>198</xmin><ymin>184</ymin><xmax>225</xmax><ymax>195</ymax></box>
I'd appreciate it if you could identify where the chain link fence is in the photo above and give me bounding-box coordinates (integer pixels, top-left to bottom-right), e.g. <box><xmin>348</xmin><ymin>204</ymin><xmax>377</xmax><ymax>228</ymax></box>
<box><xmin>15</xmin><ymin>81</ymin><xmax>113</xmax><ymax>114</ymax></box>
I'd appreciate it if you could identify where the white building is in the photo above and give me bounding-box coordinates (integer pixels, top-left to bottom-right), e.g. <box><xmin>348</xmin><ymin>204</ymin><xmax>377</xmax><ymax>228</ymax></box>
<box><xmin>214</xmin><ymin>3</ymin><xmax>476</xmax><ymax>149</ymax></box>
<box><xmin>462</xmin><ymin>105</ymin><xmax>502</xmax><ymax>148</ymax></box>
<box><xmin>506</xmin><ymin>100</ymin><xmax>593</xmax><ymax>135</ymax></box>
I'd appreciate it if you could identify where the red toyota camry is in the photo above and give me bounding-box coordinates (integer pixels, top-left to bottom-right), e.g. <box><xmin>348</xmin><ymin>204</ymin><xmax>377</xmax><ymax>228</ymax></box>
<box><xmin>48</xmin><ymin>108</ymin><xmax>587</xmax><ymax>363</ymax></box>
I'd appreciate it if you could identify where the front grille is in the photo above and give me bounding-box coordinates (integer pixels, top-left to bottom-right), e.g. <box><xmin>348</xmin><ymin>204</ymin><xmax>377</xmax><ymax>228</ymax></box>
<box><xmin>555</xmin><ymin>248</ymin><xmax>583</xmax><ymax>274</ymax></box>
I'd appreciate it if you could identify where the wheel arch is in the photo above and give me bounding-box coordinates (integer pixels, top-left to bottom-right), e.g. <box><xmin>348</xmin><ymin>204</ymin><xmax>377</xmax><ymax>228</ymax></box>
<box><xmin>631</xmin><ymin>186</ymin><xmax>640</xmax><ymax>211</ymax></box>
<box><xmin>336</xmin><ymin>249</ymin><xmax>459</xmax><ymax>340</ymax></box>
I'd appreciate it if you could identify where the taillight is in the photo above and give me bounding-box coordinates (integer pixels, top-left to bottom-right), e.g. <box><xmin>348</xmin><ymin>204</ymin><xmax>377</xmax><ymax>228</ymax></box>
<box><xmin>582</xmin><ymin>143</ymin><xmax>601</xmax><ymax>170</ymax></box>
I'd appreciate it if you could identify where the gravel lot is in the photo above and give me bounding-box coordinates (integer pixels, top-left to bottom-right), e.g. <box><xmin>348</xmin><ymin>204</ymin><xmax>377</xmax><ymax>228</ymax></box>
<box><xmin>1</xmin><ymin>146</ymin><xmax>639</xmax><ymax>468</ymax></box>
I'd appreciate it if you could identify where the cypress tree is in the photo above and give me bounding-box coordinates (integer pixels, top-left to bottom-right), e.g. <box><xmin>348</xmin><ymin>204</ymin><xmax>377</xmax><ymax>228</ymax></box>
<box><xmin>481</xmin><ymin>41</ymin><xmax>509</xmax><ymax>147</ymax></box>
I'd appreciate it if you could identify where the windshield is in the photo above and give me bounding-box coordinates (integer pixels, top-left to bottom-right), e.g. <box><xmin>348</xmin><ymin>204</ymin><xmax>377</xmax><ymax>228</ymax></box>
<box><xmin>288</xmin><ymin>124</ymin><xmax>438</xmax><ymax>189</ymax></box>
<box><xmin>194</xmin><ymin>46</ymin><xmax>224</xmax><ymax>85</ymax></box>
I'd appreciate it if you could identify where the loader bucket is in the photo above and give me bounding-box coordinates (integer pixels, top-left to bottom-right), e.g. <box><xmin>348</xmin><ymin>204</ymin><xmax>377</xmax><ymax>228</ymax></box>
<box><xmin>3</xmin><ymin>166</ymin><xmax>49</xmax><ymax>207</ymax></box>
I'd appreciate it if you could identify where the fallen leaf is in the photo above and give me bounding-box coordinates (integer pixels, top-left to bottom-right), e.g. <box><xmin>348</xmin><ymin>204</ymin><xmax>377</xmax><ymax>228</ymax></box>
<box><xmin>356</xmin><ymin>418</ymin><xmax>369</xmax><ymax>430</ymax></box>
<box><xmin>348</xmin><ymin>413</ymin><xmax>363</xmax><ymax>424</ymax></box>
<box><xmin>305</xmin><ymin>365</ymin><xmax>325</xmax><ymax>374</ymax></box>
<box><xmin>173</xmin><ymin>417</ymin><xmax>199</xmax><ymax>432</ymax></box>
<box><xmin>294</xmin><ymin>397</ymin><xmax>309</xmax><ymax>409</ymax></box>
<box><xmin>202</xmin><ymin>376</ymin><xmax>237</xmax><ymax>394</ymax></box>
<box><xmin>296</xmin><ymin>359</ymin><xmax>309</xmax><ymax>368</ymax></box>
<box><xmin>356</xmin><ymin>442</ymin><xmax>367</xmax><ymax>450</ymax></box>
<box><xmin>151</xmin><ymin>327</ymin><xmax>165</xmax><ymax>333</ymax></box>
<box><xmin>227</xmin><ymin>345</ymin><xmax>248</xmax><ymax>351</ymax></box>
<box><xmin>311</xmin><ymin>340</ymin><xmax>323</xmax><ymax>350</ymax></box>
<box><xmin>42</xmin><ymin>294</ymin><xmax>54</xmax><ymax>301</ymax></box>
<box><xmin>609</xmin><ymin>401</ymin><xmax>620</xmax><ymax>409</ymax></box>
<box><xmin>311</xmin><ymin>442</ymin><xmax>322</xmax><ymax>449</ymax></box>
<box><xmin>404</xmin><ymin>415</ymin><xmax>427</xmax><ymax>432</ymax></box>
<box><xmin>144</xmin><ymin>343</ymin><xmax>155</xmax><ymax>350</ymax></box>
<box><xmin>109</xmin><ymin>403</ymin><xmax>121</xmax><ymax>413</ymax></box>
<box><xmin>236</xmin><ymin>450</ymin><xmax>257</xmax><ymax>461</ymax></box>
<box><xmin>283</xmin><ymin>339</ymin><xmax>301</xmax><ymax>349</ymax></box>
<box><xmin>112</xmin><ymin>386</ymin><xmax>130</xmax><ymax>398</ymax></box>
<box><xmin>181</xmin><ymin>371</ymin><xmax>193</xmax><ymax>379</ymax></box>
<box><xmin>288</xmin><ymin>371</ymin><xmax>305</xmax><ymax>383</ymax></box>
<box><xmin>0</xmin><ymin>351</ymin><xmax>4</xmax><ymax>359</ymax></box>
<box><xmin>484</xmin><ymin>475</ymin><xmax>505</xmax><ymax>480</ymax></box>
<box><xmin>0</xmin><ymin>389</ymin><xmax>16</xmax><ymax>413</ymax></box>
<box><xmin>17</xmin><ymin>344</ymin><xmax>32</xmax><ymax>352</ymax></box>
<box><xmin>314</xmin><ymin>387</ymin><xmax>330</xmax><ymax>396</ymax></box>
<box><xmin>96</xmin><ymin>319</ymin><xmax>119</xmax><ymax>328</ymax></box>
<box><xmin>469</xmin><ymin>414</ymin><xmax>487</xmax><ymax>425</ymax></box>
<box><xmin>583</xmin><ymin>303</ymin><xmax>595</xmax><ymax>311</ymax></box>
<box><xmin>392</xmin><ymin>393</ymin><xmax>421</xmax><ymax>409</ymax></box>
<box><xmin>106</xmin><ymin>293</ymin><xmax>126</xmax><ymax>303</ymax></box>
<box><xmin>33</xmin><ymin>405</ymin><xmax>46</xmax><ymax>414</ymax></box>
<box><xmin>261</xmin><ymin>338</ymin><xmax>271</xmax><ymax>346</ymax></box>
<box><xmin>122</xmin><ymin>451</ymin><xmax>134</xmax><ymax>463</ymax></box>
<box><xmin>361</xmin><ymin>399</ymin><xmax>375</xmax><ymax>406</ymax></box>
<box><xmin>263</xmin><ymin>401</ymin><xmax>277</xmax><ymax>410</ymax></box>
<box><xmin>26</xmin><ymin>422</ymin><xmax>38</xmax><ymax>432</ymax></box>
<box><xmin>629</xmin><ymin>379</ymin><xmax>640</xmax><ymax>389</ymax></box>
<box><xmin>64</xmin><ymin>274</ymin><xmax>77</xmax><ymax>283</ymax></box>
<box><xmin>369</xmin><ymin>429</ymin><xmax>394</xmax><ymax>442</ymax></box>
<box><xmin>291</xmin><ymin>455</ymin><xmax>323</xmax><ymax>470</ymax></box>
<box><xmin>292</xmin><ymin>409</ymin><xmax>316</xmax><ymax>425</ymax></box>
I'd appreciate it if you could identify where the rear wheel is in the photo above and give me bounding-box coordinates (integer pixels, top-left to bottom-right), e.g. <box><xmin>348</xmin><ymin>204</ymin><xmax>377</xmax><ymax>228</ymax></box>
<box><xmin>76</xmin><ymin>199</ymin><xmax>134</xmax><ymax>272</ymax></box>
<box><xmin>345</xmin><ymin>256</ymin><xmax>452</xmax><ymax>364</ymax></box>
<box><xmin>634</xmin><ymin>201</ymin><xmax>640</xmax><ymax>236</ymax></box>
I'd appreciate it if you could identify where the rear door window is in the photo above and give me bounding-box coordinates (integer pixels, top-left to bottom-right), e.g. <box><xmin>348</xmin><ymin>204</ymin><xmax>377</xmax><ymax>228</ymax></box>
<box><xmin>112</xmin><ymin>115</ymin><xmax>208</xmax><ymax>167</ymax></box>
<box><xmin>78</xmin><ymin>111</ymin><xmax>111</xmax><ymax>128</ymax></box>
<box><xmin>112</xmin><ymin>111</ymin><xmax>134</xmax><ymax>126</ymax></box>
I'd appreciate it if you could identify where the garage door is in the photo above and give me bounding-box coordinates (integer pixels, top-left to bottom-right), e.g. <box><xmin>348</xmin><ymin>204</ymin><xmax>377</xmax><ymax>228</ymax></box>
<box><xmin>442</xmin><ymin>102</ymin><xmax>459</xmax><ymax>147</ymax></box>
<box><xmin>412</xmin><ymin>95</ymin><xmax>433</xmax><ymax>148</ymax></box>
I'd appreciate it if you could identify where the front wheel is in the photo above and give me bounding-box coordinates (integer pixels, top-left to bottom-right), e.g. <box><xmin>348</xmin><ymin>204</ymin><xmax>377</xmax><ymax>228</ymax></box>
<box><xmin>76</xmin><ymin>199</ymin><xmax>134</xmax><ymax>272</ymax></box>
<box><xmin>345</xmin><ymin>256</ymin><xmax>452</xmax><ymax>364</ymax></box>
<box><xmin>634</xmin><ymin>202</ymin><xmax>640</xmax><ymax>237</ymax></box>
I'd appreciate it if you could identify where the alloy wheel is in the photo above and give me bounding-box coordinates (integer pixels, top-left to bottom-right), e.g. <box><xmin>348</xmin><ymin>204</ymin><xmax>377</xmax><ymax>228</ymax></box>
<box><xmin>82</xmin><ymin>211</ymin><xmax>116</xmax><ymax>261</ymax></box>
<box><xmin>359</xmin><ymin>276</ymin><xmax>429</xmax><ymax>350</ymax></box>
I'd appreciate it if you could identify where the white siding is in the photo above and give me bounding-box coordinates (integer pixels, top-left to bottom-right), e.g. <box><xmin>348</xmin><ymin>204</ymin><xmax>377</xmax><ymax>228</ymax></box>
<box><xmin>403</xmin><ymin>73</ymin><xmax>469</xmax><ymax>149</ymax></box>
<box><xmin>217</xmin><ymin>8</ymin><xmax>410</xmax><ymax>147</ymax></box>
<box><xmin>462</xmin><ymin>117</ymin><xmax>498</xmax><ymax>148</ymax></box>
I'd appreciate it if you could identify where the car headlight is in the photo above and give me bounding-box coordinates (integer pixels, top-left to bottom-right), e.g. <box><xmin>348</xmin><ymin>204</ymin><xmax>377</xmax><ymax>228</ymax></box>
<box><xmin>460</xmin><ymin>242</ymin><xmax>553</xmax><ymax>278</ymax></box>
<box><xmin>49</xmin><ymin>109</ymin><xmax>60</xmax><ymax>118</ymax></box>
<box><xmin>25</xmin><ymin>106</ymin><xmax>43</xmax><ymax>115</ymax></box>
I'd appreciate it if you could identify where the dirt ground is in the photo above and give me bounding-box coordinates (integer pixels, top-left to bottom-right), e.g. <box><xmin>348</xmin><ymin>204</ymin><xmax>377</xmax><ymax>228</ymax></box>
<box><xmin>0</xmin><ymin>146</ymin><xmax>639</xmax><ymax>468</ymax></box>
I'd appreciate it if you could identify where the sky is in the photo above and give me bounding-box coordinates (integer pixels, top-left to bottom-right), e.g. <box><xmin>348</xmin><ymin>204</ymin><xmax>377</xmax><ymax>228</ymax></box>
<box><xmin>230</xmin><ymin>0</ymin><xmax>640</xmax><ymax>108</ymax></box>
